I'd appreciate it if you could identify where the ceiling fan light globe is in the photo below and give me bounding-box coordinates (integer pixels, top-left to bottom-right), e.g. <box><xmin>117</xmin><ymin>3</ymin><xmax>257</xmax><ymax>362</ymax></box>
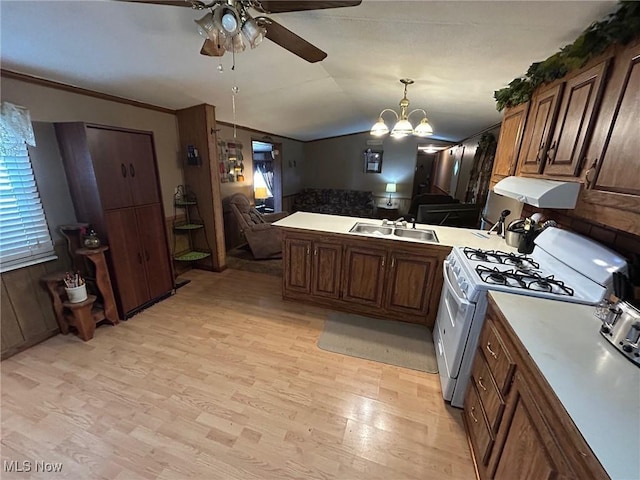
<box><xmin>241</xmin><ymin>17</ymin><xmax>266</xmax><ymax>49</ymax></box>
<box><xmin>414</xmin><ymin>118</ymin><xmax>433</xmax><ymax>137</ymax></box>
<box><xmin>391</xmin><ymin>119</ymin><xmax>413</xmax><ymax>138</ymax></box>
<box><xmin>370</xmin><ymin>119</ymin><xmax>389</xmax><ymax>136</ymax></box>
<box><xmin>221</xmin><ymin>11</ymin><xmax>238</xmax><ymax>34</ymax></box>
<box><xmin>194</xmin><ymin>13</ymin><xmax>216</xmax><ymax>39</ymax></box>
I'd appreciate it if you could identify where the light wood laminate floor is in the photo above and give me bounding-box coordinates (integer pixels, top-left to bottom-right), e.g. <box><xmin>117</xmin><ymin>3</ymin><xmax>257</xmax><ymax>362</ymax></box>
<box><xmin>1</xmin><ymin>269</ymin><xmax>475</xmax><ymax>479</ymax></box>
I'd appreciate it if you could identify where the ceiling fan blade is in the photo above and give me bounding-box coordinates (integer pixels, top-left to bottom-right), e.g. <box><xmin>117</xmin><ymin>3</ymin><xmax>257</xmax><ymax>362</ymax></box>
<box><xmin>117</xmin><ymin>0</ymin><xmax>205</xmax><ymax>8</ymax></box>
<box><xmin>257</xmin><ymin>17</ymin><xmax>326</xmax><ymax>63</ymax></box>
<box><xmin>257</xmin><ymin>1</ymin><xmax>361</xmax><ymax>13</ymax></box>
<box><xmin>200</xmin><ymin>39</ymin><xmax>224</xmax><ymax>57</ymax></box>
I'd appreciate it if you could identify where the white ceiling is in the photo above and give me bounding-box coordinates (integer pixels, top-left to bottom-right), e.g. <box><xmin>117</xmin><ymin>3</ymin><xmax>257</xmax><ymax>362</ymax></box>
<box><xmin>1</xmin><ymin>0</ymin><xmax>618</xmax><ymax>142</ymax></box>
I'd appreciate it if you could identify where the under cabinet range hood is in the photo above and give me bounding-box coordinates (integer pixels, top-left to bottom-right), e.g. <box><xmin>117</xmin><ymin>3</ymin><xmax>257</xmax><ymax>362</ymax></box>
<box><xmin>493</xmin><ymin>176</ymin><xmax>581</xmax><ymax>209</ymax></box>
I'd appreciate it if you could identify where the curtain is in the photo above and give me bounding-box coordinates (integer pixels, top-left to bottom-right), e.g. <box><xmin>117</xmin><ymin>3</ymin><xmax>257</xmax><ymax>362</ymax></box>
<box><xmin>0</xmin><ymin>102</ymin><xmax>36</xmax><ymax>154</ymax></box>
<box><xmin>257</xmin><ymin>163</ymin><xmax>274</xmax><ymax>197</ymax></box>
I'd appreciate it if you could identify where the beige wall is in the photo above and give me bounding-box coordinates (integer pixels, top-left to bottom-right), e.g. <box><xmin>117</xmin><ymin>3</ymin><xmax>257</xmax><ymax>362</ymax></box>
<box><xmin>1</xmin><ymin>77</ymin><xmax>183</xmax><ymax>215</ymax></box>
<box><xmin>216</xmin><ymin>123</ymin><xmax>305</xmax><ymax>201</ymax></box>
<box><xmin>302</xmin><ymin>132</ymin><xmax>425</xmax><ymax>206</ymax></box>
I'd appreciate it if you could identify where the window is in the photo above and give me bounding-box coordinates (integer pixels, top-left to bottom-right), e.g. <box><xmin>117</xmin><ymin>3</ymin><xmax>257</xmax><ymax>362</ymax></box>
<box><xmin>0</xmin><ymin>130</ymin><xmax>56</xmax><ymax>272</ymax></box>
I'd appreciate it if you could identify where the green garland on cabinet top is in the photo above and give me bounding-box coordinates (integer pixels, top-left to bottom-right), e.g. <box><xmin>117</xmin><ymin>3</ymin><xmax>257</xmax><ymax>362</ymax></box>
<box><xmin>494</xmin><ymin>1</ymin><xmax>640</xmax><ymax>111</ymax></box>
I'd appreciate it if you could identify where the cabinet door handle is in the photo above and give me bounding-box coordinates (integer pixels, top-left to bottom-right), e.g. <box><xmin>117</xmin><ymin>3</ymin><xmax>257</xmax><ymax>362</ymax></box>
<box><xmin>381</xmin><ymin>258</ymin><xmax>385</xmax><ymax>268</ymax></box>
<box><xmin>391</xmin><ymin>257</ymin><xmax>395</xmax><ymax>268</ymax></box>
<box><xmin>145</xmin><ymin>250</ymin><xmax>150</xmax><ymax>261</ymax></box>
<box><xmin>129</xmin><ymin>163</ymin><xmax>136</xmax><ymax>177</ymax></box>
<box><xmin>486</xmin><ymin>342</ymin><xmax>499</xmax><ymax>359</ymax></box>
<box><xmin>546</xmin><ymin>140</ymin><xmax>557</xmax><ymax>163</ymax></box>
<box><xmin>121</xmin><ymin>163</ymin><xmax>127</xmax><ymax>177</ymax></box>
<box><xmin>469</xmin><ymin>406</ymin><xmax>478</xmax><ymax>423</ymax></box>
<box><xmin>314</xmin><ymin>247</ymin><xmax>318</xmax><ymax>256</ymax></box>
<box><xmin>306</xmin><ymin>246</ymin><xmax>310</xmax><ymax>256</ymax></box>
<box><xmin>137</xmin><ymin>252</ymin><xmax>143</xmax><ymax>264</ymax></box>
<box><xmin>477</xmin><ymin>377</ymin><xmax>487</xmax><ymax>391</ymax></box>
<box><xmin>585</xmin><ymin>158</ymin><xmax>598</xmax><ymax>189</ymax></box>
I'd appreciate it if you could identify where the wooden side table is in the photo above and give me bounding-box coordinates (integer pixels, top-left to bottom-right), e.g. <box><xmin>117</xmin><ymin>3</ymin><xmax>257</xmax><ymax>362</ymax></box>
<box><xmin>63</xmin><ymin>295</ymin><xmax>98</xmax><ymax>341</ymax></box>
<box><xmin>76</xmin><ymin>246</ymin><xmax>120</xmax><ymax>325</ymax></box>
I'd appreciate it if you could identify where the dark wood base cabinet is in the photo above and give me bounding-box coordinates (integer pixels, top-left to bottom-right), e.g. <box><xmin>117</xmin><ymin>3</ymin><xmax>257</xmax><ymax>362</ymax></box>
<box><xmin>463</xmin><ymin>297</ymin><xmax>608</xmax><ymax>480</ymax></box>
<box><xmin>282</xmin><ymin>229</ymin><xmax>449</xmax><ymax>327</ymax></box>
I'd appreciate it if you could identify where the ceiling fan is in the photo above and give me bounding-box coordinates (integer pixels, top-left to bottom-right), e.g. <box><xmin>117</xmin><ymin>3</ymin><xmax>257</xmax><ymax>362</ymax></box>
<box><xmin>122</xmin><ymin>1</ymin><xmax>362</xmax><ymax>63</ymax></box>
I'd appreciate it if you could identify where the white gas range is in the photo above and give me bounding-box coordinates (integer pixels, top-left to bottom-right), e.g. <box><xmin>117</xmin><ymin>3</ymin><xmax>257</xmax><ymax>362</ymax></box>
<box><xmin>434</xmin><ymin>227</ymin><xmax>628</xmax><ymax>407</ymax></box>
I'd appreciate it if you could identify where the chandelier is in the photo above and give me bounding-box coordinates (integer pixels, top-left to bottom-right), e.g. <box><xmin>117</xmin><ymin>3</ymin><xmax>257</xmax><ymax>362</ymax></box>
<box><xmin>194</xmin><ymin>3</ymin><xmax>266</xmax><ymax>55</ymax></box>
<box><xmin>370</xmin><ymin>79</ymin><xmax>433</xmax><ymax>139</ymax></box>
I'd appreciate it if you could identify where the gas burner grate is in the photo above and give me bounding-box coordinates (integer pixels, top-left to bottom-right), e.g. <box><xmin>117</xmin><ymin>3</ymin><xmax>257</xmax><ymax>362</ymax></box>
<box><xmin>475</xmin><ymin>265</ymin><xmax>574</xmax><ymax>296</ymax></box>
<box><xmin>463</xmin><ymin>247</ymin><xmax>539</xmax><ymax>270</ymax></box>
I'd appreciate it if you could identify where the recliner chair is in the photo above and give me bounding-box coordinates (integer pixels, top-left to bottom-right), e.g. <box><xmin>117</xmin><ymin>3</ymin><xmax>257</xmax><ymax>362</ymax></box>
<box><xmin>229</xmin><ymin>193</ymin><xmax>288</xmax><ymax>259</ymax></box>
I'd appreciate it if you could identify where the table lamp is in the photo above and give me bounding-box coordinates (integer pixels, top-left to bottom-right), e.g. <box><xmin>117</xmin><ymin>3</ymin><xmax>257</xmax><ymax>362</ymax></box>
<box><xmin>254</xmin><ymin>186</ymin><xmax>269</xmax><ymax>201</ymax></box>
<box><xmin>385</xmin><ymin>183</ymin><xmax>397</xmax><ymax>206</ymax></box>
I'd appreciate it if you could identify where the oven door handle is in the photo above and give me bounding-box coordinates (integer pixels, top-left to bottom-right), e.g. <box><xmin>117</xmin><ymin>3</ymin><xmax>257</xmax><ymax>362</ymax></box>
<box><xmin>442</xmin><ymin>260</ymin><xmax>471</xmax><ymax>316</ymax></box>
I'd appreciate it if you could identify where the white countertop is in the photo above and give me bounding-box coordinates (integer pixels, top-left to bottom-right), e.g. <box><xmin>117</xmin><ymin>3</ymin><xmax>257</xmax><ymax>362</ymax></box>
<box><xmin>489</xmin><ymin>291</ymin><xmax>640</xmax><ymax>480</ymax></box>
<box><xmin>273</xmin><ymin>212</ymin><xmax>518</xmax><ymax>251</ymax></box>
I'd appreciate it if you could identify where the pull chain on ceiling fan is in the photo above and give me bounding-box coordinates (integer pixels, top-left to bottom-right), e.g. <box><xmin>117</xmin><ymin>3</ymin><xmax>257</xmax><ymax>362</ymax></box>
<box><xmin>121</xmin><ymin>0</ymin><xmax>362</xmax><ymax>63</ymax></box>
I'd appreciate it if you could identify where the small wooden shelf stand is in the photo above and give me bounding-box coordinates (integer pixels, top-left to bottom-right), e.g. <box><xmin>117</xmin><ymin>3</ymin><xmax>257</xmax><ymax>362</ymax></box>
<box><xmin>41</xmin><ymin>246</ymin><xmax>120</xmax><ymax>341</ymax></box>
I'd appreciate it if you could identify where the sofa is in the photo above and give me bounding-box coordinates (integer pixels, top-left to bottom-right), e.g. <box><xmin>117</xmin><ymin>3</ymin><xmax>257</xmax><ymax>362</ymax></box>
<box><xmin>293</xmin><ymin>188</ymin><xmax>375</xmax><ymax>218</ymax></box>
<box><xmin>407</xmin><ymin>193</ymin><xmax>460</xmax><ymax>218</ymax></box>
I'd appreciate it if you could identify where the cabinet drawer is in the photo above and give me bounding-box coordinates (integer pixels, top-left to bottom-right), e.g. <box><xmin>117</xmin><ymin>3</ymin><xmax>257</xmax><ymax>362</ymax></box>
<box><xmin>464</xmin><ymin>382</ymin><xmax>494</xmax><ymax>466</ymax></box>
<box><xmin>480</xmin><ymin>317</ymin><xmax>516</xmax><ymax>395</ymax></box>
<box><xmin>471</xmin><ymin>350</ymin><xmax>506</xmax><ymax>433</ymax></box>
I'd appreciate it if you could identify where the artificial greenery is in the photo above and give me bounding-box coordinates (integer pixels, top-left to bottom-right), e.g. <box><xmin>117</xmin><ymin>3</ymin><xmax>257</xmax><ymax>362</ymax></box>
<box><xmin>494</xmin><ymin>1</ymin><xmax>640</xmax><ymax>111</ymax></box>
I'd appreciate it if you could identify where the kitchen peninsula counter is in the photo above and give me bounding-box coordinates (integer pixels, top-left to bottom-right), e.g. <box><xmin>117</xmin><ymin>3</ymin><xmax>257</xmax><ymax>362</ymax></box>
<box><xmin>273</xmin><ymin>212</ymin><xmax>518</xmax><ymax>252</ymax></box>
<box><xmin>488</xmin><ymin>291</ymin><xmax>640</xmax><ymax>480</ymax></box>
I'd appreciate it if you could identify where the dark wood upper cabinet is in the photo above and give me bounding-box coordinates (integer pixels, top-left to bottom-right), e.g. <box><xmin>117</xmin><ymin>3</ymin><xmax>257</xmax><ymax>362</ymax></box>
<box><xmin>544</xmin><ymin>60</ymin><xmax>610</xmax><ymax>177</ymax></box>
<box><xmin>517</xmin><ymin>83</ymin><xmax>564</xmax><ymax>175</ymax></box>
<box><xmin>492</xmin><ymin>102</ymin><xmax>529</xmax><ymax>180</ymax></box>
<box><xmin>586</xmin><ymin>41</ymin><xmax>640</xmax><ymax>198</ymax></box>
<box><xmin>129</xmin><ymin>132</ymin><xmax>162</xmax><ymax>206</ymax></box>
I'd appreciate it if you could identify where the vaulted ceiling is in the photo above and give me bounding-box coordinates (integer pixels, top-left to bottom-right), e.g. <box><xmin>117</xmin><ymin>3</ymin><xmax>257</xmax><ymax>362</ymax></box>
<box><xmin>1</xmin><ymin>0</ymin><xmax>618</xmax><ymax>141</ymax></box>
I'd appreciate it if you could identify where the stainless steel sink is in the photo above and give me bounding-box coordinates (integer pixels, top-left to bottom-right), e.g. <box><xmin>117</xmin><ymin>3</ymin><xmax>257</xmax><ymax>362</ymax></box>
<box><xmin>349</xmin><ymin>222</ymin><xmax>438</xmax><ymax>243</ymax></box>
<box><xmin>393</xmin><ymin>228</ymin><xmax>439</xmax><ymax>243</ymax></box>
<box><xmin>349</xmin><ymin>222</ymin><xmax>393</xmax><ymax>235</ymax></box>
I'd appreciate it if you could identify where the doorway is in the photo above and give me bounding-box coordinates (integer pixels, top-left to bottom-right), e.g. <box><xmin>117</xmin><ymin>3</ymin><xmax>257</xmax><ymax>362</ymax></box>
<box><xmin>251</xmin><ymin>140</ymin><xmax>282</xmax><ymax>213</ymax></box>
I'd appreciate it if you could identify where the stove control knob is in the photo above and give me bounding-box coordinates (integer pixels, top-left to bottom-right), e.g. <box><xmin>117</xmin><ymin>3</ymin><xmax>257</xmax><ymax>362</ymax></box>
<box><xmin>623</xmin><ymin>344</ymin><xmax>633</xmax><ymax>353</ymax></box>
<box><xmin>600</xmin><ymin>325</ymin><xmax>610</xmax><ymax>335</ymax></box>
<box><xmin>460</xmin><ymin>279</ymin><xmax>468</xmax><ymax>293</ymax></box>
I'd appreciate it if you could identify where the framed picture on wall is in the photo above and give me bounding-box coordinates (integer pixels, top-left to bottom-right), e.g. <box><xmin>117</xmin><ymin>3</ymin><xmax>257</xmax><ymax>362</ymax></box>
<box><xmin>364</xmin><ymin>149</ymin><xmax>383</xmax><ymax>173</ymax></box>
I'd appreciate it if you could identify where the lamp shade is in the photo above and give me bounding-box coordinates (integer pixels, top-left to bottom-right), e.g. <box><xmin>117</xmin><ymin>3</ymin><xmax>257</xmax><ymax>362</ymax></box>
<box><xmin>414</xmin><ymin>118</ymin><xmax>433</xmax><ymax>137</ymax></box>
<box><xmin>390</xmin><ymin>119</ymin><xmax>413</xmax><ymax>138</ymax></box>
<box><xmin>254</xmin><ymin>186</ymin><xmax>270</xmax><ymax>200</ymax></box>
<box><xmin>370</xmin><ymin>118</ymin><xmax>389</xmax><ymax>137</ymax></box>
<box><xmin>385</xmin><ymin>183</ymin><xmax>397</xmax><ymax>193</ymax></box>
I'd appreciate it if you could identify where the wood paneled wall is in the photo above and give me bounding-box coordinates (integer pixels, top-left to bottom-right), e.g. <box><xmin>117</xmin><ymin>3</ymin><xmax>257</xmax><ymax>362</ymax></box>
<box><xmin>1</xmin><ymin>242</ymin><xmax>71</xmax><ymax>359</ymax></box>
<box><xmin>521</xmin><ymin>204</ymin><xmax>640</xmax><ymax>259</ymax></box>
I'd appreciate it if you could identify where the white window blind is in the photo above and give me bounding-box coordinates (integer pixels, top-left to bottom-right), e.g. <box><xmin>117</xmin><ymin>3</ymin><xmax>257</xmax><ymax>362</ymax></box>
<box><xmin>0</xmin><ymin>134</ymin><xmax>56</xmax><ymax>272</ymax></box>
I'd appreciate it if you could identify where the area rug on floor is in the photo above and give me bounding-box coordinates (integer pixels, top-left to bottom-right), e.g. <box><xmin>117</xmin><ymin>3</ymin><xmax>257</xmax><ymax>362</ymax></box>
<box><xmin>226</xmin><ymin>246</ymin><xmax>282</xmax><ymax>277</ymax></box>
<box><xmin>318</xmin><ymin>312</ymin><xmax>438</xmax><ymax>373</ymax></box>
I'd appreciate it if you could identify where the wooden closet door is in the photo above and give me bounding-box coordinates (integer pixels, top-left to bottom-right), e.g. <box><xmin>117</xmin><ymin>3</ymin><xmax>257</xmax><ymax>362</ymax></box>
<box><xmin>87</xmin><ymin>127</ymin><xmax>134</xmax><ymax>210</ymax></box>
<box><xmin>136</xmin><ymin>204</ymin><xmax>173</xmax><ymax>300</ymax></box>
<box><xmin>105</xmin><ymin>208</ymin><xmax>149</xmax><ymax>315</ymax></box>
<box><xmin>129</xmin><ymin>133</ymin><xmax>161</xmax><ymax>206</ymax></box>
